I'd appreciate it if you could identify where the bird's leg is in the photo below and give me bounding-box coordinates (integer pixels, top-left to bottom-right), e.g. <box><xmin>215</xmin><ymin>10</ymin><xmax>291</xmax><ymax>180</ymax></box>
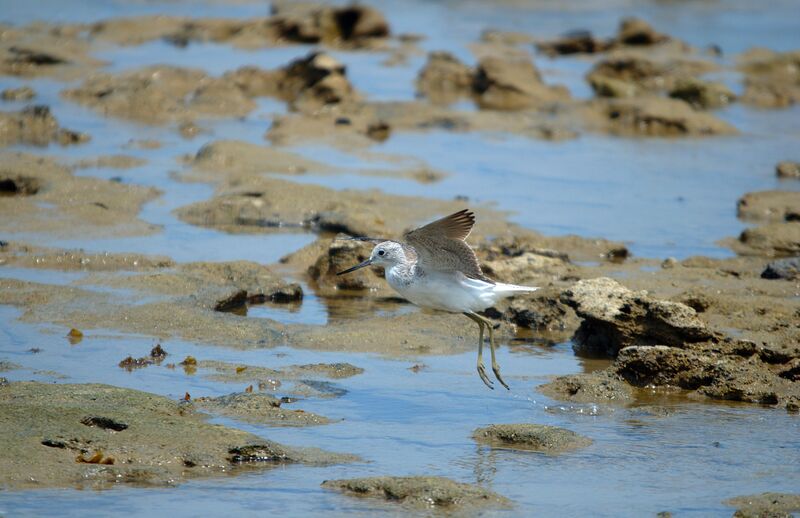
<box><xmin>476</xmin><ymin>314</ymin><xmax>510</xmax><ymax>390</ymax></box>
<box><xmin>465</xmin><ymin>312</ymin><xmax>493</xmax><ymax>389</ymax></box>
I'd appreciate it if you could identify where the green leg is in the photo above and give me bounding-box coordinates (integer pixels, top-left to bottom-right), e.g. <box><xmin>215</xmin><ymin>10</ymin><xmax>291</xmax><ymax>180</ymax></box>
<box><xmin>465</xmin><ymin>313</ymin><xmax>493</xmax><ymax>389</ymax></box>
<box><xmin>477</xmin><ymin>314</ymin><xmax>510</xmax><ymax>390</ymax></box>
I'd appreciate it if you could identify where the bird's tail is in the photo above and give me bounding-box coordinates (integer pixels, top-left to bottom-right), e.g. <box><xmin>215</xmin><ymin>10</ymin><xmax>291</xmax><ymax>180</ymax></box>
<box><xmin>493</xmin><ymin>282</ymin><xmax>539</xmax><ymax>297</ymax></box>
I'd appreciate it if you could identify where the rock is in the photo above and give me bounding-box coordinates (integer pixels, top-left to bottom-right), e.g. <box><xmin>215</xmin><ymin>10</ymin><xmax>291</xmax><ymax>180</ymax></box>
<box><xmin>738</xmin><ymin>49</ymin><xmax>800</xmax><ymax>108</ymax></box>
<box><xmin>536</xmin><ymin>18</ymin><xmax>669</xmax><ymax>57</ymax></box>
<box><xmin>724</xmin><ymin>493</ymin><xmax>800</xmax><ymax>517</ymax></box>
<box><xmin>761</xmin><ymin>257</ymin><xmax>800</xmax><ymax>280</ymax></box>
<box><xmin>118</xmin><ymin>344</ymin><xmax>168</xmax><ymax>371</ymax></box>
<box><xmin>482</xmin><ymin>251</ymin><xmax>569</xmax><ymax>284</ymax></box>
<box><xmin>0</xmin><ymin>381</ymin><xmax>355</xmax><ymax>489</ymax></box>
<box><xmin>562</xmin><ymin>277</ymin><xmax>716</xmax><ymax>357</ymax></box>
<box><xmin>62</xmin><ymin>66</ymin><xmax>256</xmax><ymax>124</ymax></box>
<box><xmin>1</xmin><ymin>86</ymin><xmax>36</xmax><ymax>101</ymax></box>
<box><xmin>615</xmin><ymin>17</ymin><xmax>669</xmax><ymax>46</ymax></box>
<box><xmin>0</xmin><ymin>152</ymin><xmax>158</xmax><ymax>238</ymax></box>
<box><xmin>321</xmin><ymin>476</ymin><xmax>511</xmax><ymax>509</ymax></box>
<box><xmin>85</xmin><ymin>7</ymin><xmax>389</xmax><ymax>50</ymax></box>
<box><xmin>0</xmin><ymin>25</ymin><xmax>100</xmax><ymax>79</ymax></box>
<box><xmin>194</xmin><ymin>392</ymin><xmax>330</xmax><ymax>427</ymax></box>
<box><xmin>365</xmin><ymin>120</ymin><xmax>390</xmax><ymax>141</ymax></box>
<box><xmin>0</xmin><ymin>242</ymin><xmax>172</xmax><ymax>271</ymax></box>
<box><xmin>0</xmin><ymin>173</ymin><xmax>40</xmax><ymax>195</ymax></box>
<box><xmin>590</xmin><ymin>97</ymin><xmax>737</xmax><ymax>137</ymax></box>
<box><xmin>668</xmin><ymin>78</ymin><xmax>736</xmax><ymax>109</ymax></box>
<box><xmin>286</xmin><ymin>362</ymin><xmax>364</xmax><ymax>379</ymax></box>
<box><xmin>472</xmin><ymin>424</ymin><xmax>592</xmax><ymax>453</ymax></box>
<box><xmin>739</xmin><ymin>223</ymin><xmax>800</xmax><ymax>256</ymax></box>
<box><xmin>270</xmin><ymin>4</ymin><xmax>390</xmax><ymax>45</ymax></box>
<box><xmin>615</xmin><ymin>343</ymin><xmax>799</xmax><ymax>406</ymax></box>
<box><xmin>227</xmin><ymin>441</ymin><xmax>357</xmax><ymax>465</ymax></box>
<box><xmin>538</xmin><ymin>371</ymin><xmax>634</xmax><ymax>404</ymax></box>
<box><xmin>190</xmin><ymin>139</ymin><xmax>327</xmax><ymax>178</ymax></box>
<box><xmin>197</xmin><ymin>359</ymin><xmax>362</xmax><ymax>385</ymax></box>
<box><xmin>73</xmin><ymin>155</ymin><xmax>146</xmax><ymax>170</ymax></box>
<box><xmin>586</xmin><ymin>56</ymin><xmax>714</xmax><ymax>97</ymax></box>
<box><xmin>537</xmin><ymin>30</ymin><xmax>610</xmax><ymax>57</ymax></box>
<box><xmin>0</xmin><ymin>360</ymin><xmax>22</xmax><ymax>372</ymax></box>
<box><xmin>504</xmin><ymin>292</ymin><xmax>578</xmax><ymax>333</ymax></box>
<box><xmin>277</xmin><ymin>52</ymin><xmax>356</xmax><ymax>111</ymax></box>
<box><xmin>124</xmin><ymin>261</ymin><xmax>303</xmax><ymax>307</ymax></box>
<box><xmin>309</xmin><ymin>239</ymin><xmax>384</xmax><ymax>292</ymax></box>
<box><xmin>0</xmin><ymin>105</ymin><xmax>89</xmax><ymax>147</ymax></box>
<box><xmin>472</xmin><ymin>56</ymin><xmax>570</xmax><ymax>110</ymax></box>
<box><xmin>586</xmin><ymin>56</ymin><xmax>668</xmax><ymax>94</ymax></box>
<box><xmin>737</xmin><ymin>191</ymin><xmax>800</xmax><ymax>222</ymax></box>
<box><xmin>416</xmin><ymin>52</ymin><xmax>474</xmax><ymax>104</ymax></box>
<box><xmin>614</xmin><ymin>345</ymin><xmax>715</xmax><ymax>388</ymax></box>
<box><xmin>588</xmin><ymin>75</ymin><xmax>640</xmax><ymax>98</ymax></box>
<box><xmin>213</xmin><ymin>290</ymin><xmax>248</xmax><ymax>312</ymax></box>
<box><xmin>776</xmin><ymin>161</ymin><xmax>800</xmax><ymax>179</ymax></box>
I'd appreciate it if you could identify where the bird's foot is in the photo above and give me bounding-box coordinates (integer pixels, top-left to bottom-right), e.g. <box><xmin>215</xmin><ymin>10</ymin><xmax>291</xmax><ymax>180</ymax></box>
<box><xmin>477</xmin><ymin>363</ymin><xmax>494</xmax><ymax>390</ymax></box>
<box><xmin>492</xmin><ymin>363</ymin><xmax>510</xmax><ymax>390</ymax></box>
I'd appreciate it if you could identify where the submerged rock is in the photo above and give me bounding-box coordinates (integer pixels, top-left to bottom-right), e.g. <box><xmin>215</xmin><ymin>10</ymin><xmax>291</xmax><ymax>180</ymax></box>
<box><xmin>321</xmin><ymin>476</ymin><xmax>511</xmax><ymax>509</ymax></box>
<box><xmin>561</xmin><ymin>277</ymin><xmax>716</xmax><ymax>357</ymax></box>
<box><xmin>472</xmin><ymin>424</ymin><xmax>592</xmax><ymax>453</ymax></box>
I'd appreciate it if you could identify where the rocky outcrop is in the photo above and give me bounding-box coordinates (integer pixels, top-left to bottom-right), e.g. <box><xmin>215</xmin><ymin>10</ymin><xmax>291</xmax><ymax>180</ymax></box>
<box><xmin>561</xmin><ymin>277</ymin><xmax>717</xmax><ymax>357</ymax></box>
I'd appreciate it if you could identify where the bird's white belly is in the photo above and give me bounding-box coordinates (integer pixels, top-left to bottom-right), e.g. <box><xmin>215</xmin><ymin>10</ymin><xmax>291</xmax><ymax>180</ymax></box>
<box><xmin>386</xmin><ymin>269</ymin><xmax>495</xmax><ymax>313</ymax></box>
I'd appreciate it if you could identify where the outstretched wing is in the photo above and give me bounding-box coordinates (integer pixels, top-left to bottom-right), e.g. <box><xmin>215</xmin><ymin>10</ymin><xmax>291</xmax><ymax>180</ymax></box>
<box><xmin>403</xmin><ymin>209</ymin><xmax>492</xmax><ymax>283</ymax></box>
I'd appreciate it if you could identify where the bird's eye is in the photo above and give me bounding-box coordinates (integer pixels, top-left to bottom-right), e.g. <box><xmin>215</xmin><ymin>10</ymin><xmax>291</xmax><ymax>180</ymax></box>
<box><xmin>377</xmin><ymin>249</ymin><xmax>385</xmax><ymax>256</ymax></box>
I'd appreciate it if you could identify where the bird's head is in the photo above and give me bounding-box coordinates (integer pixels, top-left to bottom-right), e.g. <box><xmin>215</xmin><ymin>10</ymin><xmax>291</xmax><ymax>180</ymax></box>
<box><xmin>337</xmin><ymin>241</ymin><xmax>406</xmax><ymax>275</ymax></box>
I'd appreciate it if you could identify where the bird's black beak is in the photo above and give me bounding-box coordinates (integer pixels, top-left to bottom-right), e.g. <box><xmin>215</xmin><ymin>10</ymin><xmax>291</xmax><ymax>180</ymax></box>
<box><xmin>336</xmin><ymin>258</ymin><xmax>373</xmax><ymax>276</ymax></box>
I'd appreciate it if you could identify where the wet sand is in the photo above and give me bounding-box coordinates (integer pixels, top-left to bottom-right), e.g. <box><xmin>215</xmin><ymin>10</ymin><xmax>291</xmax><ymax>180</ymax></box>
<box><xmin>1</xmin><ymin>0</ymin><xmax>799</xmax><ymax>515</ymax></box>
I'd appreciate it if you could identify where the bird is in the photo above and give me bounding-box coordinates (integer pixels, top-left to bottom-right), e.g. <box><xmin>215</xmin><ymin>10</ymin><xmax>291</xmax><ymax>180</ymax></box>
<box><xmin>337</xmin><ymin>209</ymin><xmax>538</xmax><ymax>390</ymax></box>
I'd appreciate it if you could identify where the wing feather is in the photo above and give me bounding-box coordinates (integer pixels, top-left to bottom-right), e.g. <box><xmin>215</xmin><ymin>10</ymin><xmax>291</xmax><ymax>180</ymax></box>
<box><xmin>403</xmin><ymin>209</ymin><xmax>492</xmax><ymax>283</ymax></box>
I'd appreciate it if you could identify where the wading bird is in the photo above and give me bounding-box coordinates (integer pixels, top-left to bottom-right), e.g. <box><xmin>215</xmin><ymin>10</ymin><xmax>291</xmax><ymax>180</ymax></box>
<box><xmin>338</xmin><ymin>209</ymin><xmax>538</xmax><ymax>389</ymax></box>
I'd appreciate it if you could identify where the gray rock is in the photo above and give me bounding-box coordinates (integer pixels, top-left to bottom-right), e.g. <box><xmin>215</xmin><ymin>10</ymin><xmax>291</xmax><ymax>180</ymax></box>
<box><xmin>761</xmin><ymin>257</ymin><xmax>800</xmax><ymax>280</ymax></box>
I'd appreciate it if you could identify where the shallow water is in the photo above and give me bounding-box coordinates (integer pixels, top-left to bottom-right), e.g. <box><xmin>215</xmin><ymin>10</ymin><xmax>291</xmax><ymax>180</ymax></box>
<box><xmin>2</xmin><ymin>0</ymin><xmax>800</xmax><ymax>516</ymax></box>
